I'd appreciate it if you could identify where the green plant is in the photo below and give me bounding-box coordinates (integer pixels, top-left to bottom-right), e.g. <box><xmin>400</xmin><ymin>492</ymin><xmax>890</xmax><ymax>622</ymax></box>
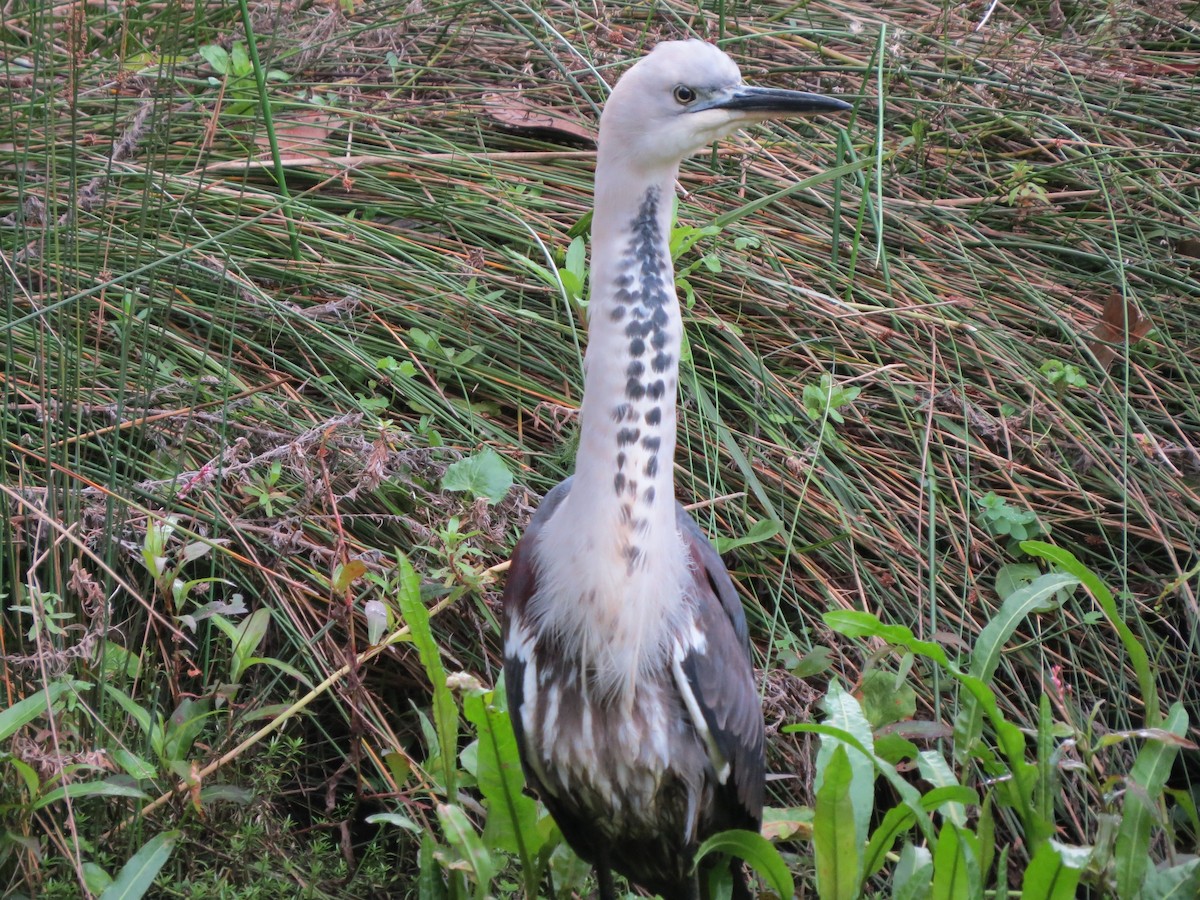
<box><xmin>976</xmin><ymin>491</ymin><xmax>1045</xmax><ymax>543</ymax></box>
<box><xmin>1040</xmin><ymin>358</ymin><xmax>1089</xmax><ymax>397</ymax></box>
<box><xmin>442</xmin><ymin>448</ymin><xmax>513</xmax><ymax>506</ymax></box>
<box><xmin>783</xmin><ymin>544</ymin><xmax>1197</xmax><ymax>897</ymax></box>
<box><xmin>198</xmin><ymin>41</ymin><xmax>289</xmax><ymax>116</ymax></box>
<box><xmin>802</xmin><ymin>374</ymin><xmax>861</xmax><ymax>447</ymax></box>
<box><xmin>369</xmin><ymin>555</ymin><xmax>577</xmax><ymax>899</ymax></box>
<box><xmin>237</xmin><ymin>460</ymin><xmax>293</xmax><ymax>516</ymax></box>
<box><xmin>1002</xmin><ymin>161</ymin><xmax>1051</xmax><ymax>208</ymax></box>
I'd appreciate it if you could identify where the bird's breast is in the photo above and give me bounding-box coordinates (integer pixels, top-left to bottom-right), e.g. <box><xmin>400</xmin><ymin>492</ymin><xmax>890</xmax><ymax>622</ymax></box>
<box><xmin>511</xmin><ymin>624</ymin><xmax>710</xmax><ymax>840</ymax></box>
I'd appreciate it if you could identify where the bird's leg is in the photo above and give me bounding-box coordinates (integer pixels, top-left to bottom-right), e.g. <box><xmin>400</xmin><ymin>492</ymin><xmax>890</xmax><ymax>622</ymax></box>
<box><xmin>729</xmin><ymin>859</ymin><xmax>752</xmax><ymax>900</ymax></box>
<box><xmin>595</xmin><ymin>854</ymin><xmax>616</xmax><ymax>900</ymax></box>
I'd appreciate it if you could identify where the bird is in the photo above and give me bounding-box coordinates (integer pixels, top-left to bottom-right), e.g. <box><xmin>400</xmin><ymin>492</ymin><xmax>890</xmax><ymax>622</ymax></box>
<box><xmin>502</xmin><ymin>39</ymin><xmax>850</xmax><ymax>900</ymax></box>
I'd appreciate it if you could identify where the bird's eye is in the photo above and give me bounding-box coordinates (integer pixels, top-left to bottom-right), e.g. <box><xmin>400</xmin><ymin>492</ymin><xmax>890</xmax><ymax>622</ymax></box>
<box><xmin>672</xmin><ymin>84</ymin><xmax>696</xmax><ymax>104</ymax></box>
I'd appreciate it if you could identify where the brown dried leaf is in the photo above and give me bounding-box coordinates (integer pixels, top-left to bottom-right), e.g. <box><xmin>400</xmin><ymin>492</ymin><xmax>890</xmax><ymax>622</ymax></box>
<box><xmin>254</xmin><ymin>112</ymin><xmax>344</xmax><ymax>160</ymax></box>
<box><xmin>482</xmin><ymin>92</ymin><xmax>595</xmax><ymax>146</ymax></box>
<box><xmin>1087</xmin><ymin>294</ymin><xmax>1151</xmax><ymax>368</ymax></box>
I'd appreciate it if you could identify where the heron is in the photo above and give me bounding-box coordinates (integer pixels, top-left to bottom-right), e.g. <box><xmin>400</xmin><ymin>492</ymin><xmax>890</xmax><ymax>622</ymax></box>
<box><xmin>502</xmin><ymin>40</ymin><xmax>850</xmax><ymax>900</ymax></box>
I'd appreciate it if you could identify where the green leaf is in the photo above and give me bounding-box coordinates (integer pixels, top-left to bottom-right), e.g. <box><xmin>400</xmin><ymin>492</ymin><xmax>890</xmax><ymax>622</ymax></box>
<box><xmin>712</xmin><ymin>517</ymin><xmax>781</xmax><ymax>554</ymax></box>
<box><xmin>83</xmin><ymin>862</ymin><xmax>113</xmax><ymax>895</ymax></box>
<box><xmin>860</xmin><ymin>668</ymin><xmax>917</xmax><ymax>728</ymax></box>
<box><xmin>893</xmin><ymin>843</ymin><xmax>933</xmax><ymax>900</ymax></box>
<box><xmin>230</xmin><ymin>42</ymin><xmax>250</xmax><ymax>77</ymax></box>
<box><xmin>8</xmin><ymin>755</ymin><xmax>40</xmax><ymax>796</ymax></box>
<box><xmin>228</xmin><ymin>608</ymin><xmax>271</xmax><ymax>683</ymax></box>
<box><xmin>34</xmin><ymin>778</ymin><xmax>149</xmax><ymax>810</ymax></box>
<box><xmin>437</xmin><ymin>802</ymin><xmax>496</xmax><ymax>896</ymax></box>
<box><xmin>564</xmin><ymin>235</ymin><xmax>586</xmax><ymax>285</ymax></box>
<box><xmin>418</xmin><ymin>830</ymin><xmax>447</xmax><ymax>900</ymax></box>
<box><xmin>953</xmin><ymin>571</ymin><xmax>1076</xmax><ymax>761</ymax></box>
<box><xmin>110</xmin><ymin>747</ymin><xmax>157</xmax><ymax>781</ymax></box>
<box><xmin>198</xmin><ymin>784</ymin><xmax>254</xmax><ymax>805</ymax></box>
<box><xmin>791</xmin><ymin>722</ymin><xmax>935</xmax><ymax>844</ymax></box>
<box><xmin>367</xmin><ymin>812</ymin><xmax>423</xmax><ymax>833</ymax></box>
<box><xmin>817</xmin><ymin>680</ymin><xmax>875</xmax><ymax>857</ymax></box>
<box><xmin>1021</xmin><ymin>541</ymin><xmax>1159</xmax><ymax>724</ymax></box>
<box><xmin>396</xmin><ymin>554</ymin><xmax>457</xmax><ymax>795</ymax></box>
<box><xmin>916</xmin><ymin>751</ymin><xmax>966</xmax><ymax>827</ymax></box>
<box><xmin>1114</xmin><ymin>702</ymin><xmax>1190</xmax><ymax>898</ymax></box>
<box><xmin>198</xmin><ymin>44</ymin><xmax>229</xmax><ymax>75</ymax></box>
<box><xmin>0</xmin><ymin>681</ymin><xmax>84</xmax><ymax>742</ymax></box>
<box><xmin>1139</xmin><ymin>857</ymin><xmax>1200</xmax><ymax>900</ymax></box>
<box><xmin>695</xmin><ymin>829</ymin><xmax>792</xmax><ymax>899</ymax></box>
<box><xmin>788</xmin><ymin>645</ymin><xmax>835</xmax><ymax>678</ymax></box>
<box><xmin>161</xmin><ymin>697</ymin><xmax>211</xmax><ymax>762</ymax></box>
<box><xmin>814</xmin><ymin>744</ymin><xmax>859</xmax><ymax>900</ymax></box>
<box><xmin>99</xmin><ymin>831</ymin><xmax>178</xmax><ymax>900</ymax></box>
<box><xmin>931</xmin><ymin>822</ymin><xmax>980</xmax><ymax>900</ymax></box>
<box><xmin>864</xmin><ymin>786</ymin><xmax>976</xmax><ymax>878</ymax></box>
<box><xmin>1018</xmin><ymin>840</ymin><xmax>1086</xmax><ymax>900</ymax></box>
<box><xmin>442</xmin><ymin>447</ymin><xmax>513</xmax><ymax>504</ymax></box>
<box><xmin>460</xmin><ymin>684</ymin><xmax>542</xmax><ymax>879</ymax></box>
<box><xmin>102</xmin><ymin>684</ymin><xmax>153</xmax><ymax>737</ymax></box>
<box><xmin>824</xmin><ymin>611</ymin><xmax>951</xmax><ymax>667</ymax></box>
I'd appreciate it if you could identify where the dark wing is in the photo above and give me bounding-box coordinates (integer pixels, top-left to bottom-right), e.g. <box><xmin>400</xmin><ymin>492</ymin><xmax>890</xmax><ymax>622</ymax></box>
<box><xmin>676</xmin><ymin>503</ymin><xmax>765</xmax><ymax>829</ymax></box>
<box><xmin>501</xmin><ymin>478</ymin><xmax>573</xmax><ymax>802</ymax></box>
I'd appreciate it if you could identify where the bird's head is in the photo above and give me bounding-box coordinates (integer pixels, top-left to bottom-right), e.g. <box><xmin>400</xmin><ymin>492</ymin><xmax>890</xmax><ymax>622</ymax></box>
<box><xmin>599</xmin><ymin>39</ymin><xmax>851</xmax><ymax>174</ymax></box>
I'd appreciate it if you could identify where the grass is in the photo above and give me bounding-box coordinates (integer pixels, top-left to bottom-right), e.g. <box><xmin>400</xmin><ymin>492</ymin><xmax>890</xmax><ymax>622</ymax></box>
<box><xmin>2</xmin><ymin>0</ymin><xmax>1198</xmax><ymax>896</ymax></box>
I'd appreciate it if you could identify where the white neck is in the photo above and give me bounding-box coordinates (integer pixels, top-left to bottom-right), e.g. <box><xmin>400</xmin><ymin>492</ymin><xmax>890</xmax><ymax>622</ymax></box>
<box><xmin>530</xmin><ymin>160</ymin><xmax>690</xmax><ymax>700</ymax></box>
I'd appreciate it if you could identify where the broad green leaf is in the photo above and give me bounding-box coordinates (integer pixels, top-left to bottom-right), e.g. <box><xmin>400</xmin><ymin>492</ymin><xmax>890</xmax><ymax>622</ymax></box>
<box><xmin>917</xmin><ymin>751</ymin><xmax>966</xmax><ymax>827</ymax></box>
<box><xmin>788</xmin><ymin>645</ymin><xmax>835</xmax><ymax>678</ymax></box>
<box><xmin>238</xmin><ymin>656</ymin><xmax>314</xmax><ymax>688</ymax></box>
<box><xmin>0</xmin><ymin>681</ymin><xmax>85</xmax><ymax>742</ymax></box>
<box><xmin>161</xmin><ymin>697</ymin><xmax>211</xmax><ymax>762</ymax></box>
<box><xmin>814</xmin><ymin>744</ymin><xmax>859</xmax><ymax>900</ymax></box>
<box><xmin>198</xmin><ymin>784</ymin><xmax>254</xmax><ymax>805</ymax></box>
<box><xmin>229</xmin><ymin>608</ymin><xmax>271</xmax><ymax>682</ymax></box>
<box><xmin>83</xmin><ymin>862</ymin><xmax>113</xmax><ymax>894</ymax></box>
<box><xmin>437</xmin><ymin>802</ymin><xmax>496</xmax><ymax>896</ymax></box>
<box><xmin>198</xmin><ymin>44</ymin><xmax>229</xmax><ymax>76</ymax></box>
<box><xmin>442</xmin><ymin>447</ymin><xmax>513</xmax><ymax>504</ymax></box>
<box><xmin>1140</xmin><ymin>857</ymin><xmax>1200</xmax><ymax>900</ymax></box>
<box><xmin>790</xmin><ymin>722</ymin><xmax>935</xmax><ymax>844</ymax></box>
<box><xmin>102</xmin><ymin>684</ymin><xmax>153</xmax><ymax>737</ymax></box>
<box><xmin>931</xmin><ymin>822</ymin><xmax>981</xmax><ymax>900</ymax></box>
<box><xmin>695</xmin><ymin>829</ymin><xmax>792</xmax><ymax>900</ymax></box>
<box><xmin>1021</xmin><ymin>541</ymin><xmax>1159</xmax><ymax>724</ymax></box>
<box><xmin>110</xmin><ymin>747</ymin><xmax>157</xmax><ymax>781</ymax></box>
<box><xmin>817</xmin><ymin>680</ymin><xmax>875</xmax><ymax>857</ymax></box>
<box><xmin>893</xmin><ymin>843</ymin><xmax>933</xmax><ymax>900</ymax></box>
<box><xmin>100</xmin><ymin>830</ymin><xmax>178</xmax><ymax>900</ymax></box>
<box><xmin>8</xmin><ymin>755</ymin><xmax>40</xmax><ymax>796</ymax></box>
<box><xmin>1114</xmin><ymin>702</ymin><xmax>1189</xmax><ymax>898</ymax></box>
<box><xmin>460</xmin><ymin>685</ymin><xmax>542</xmax><ymax>869</ymax></box>
<box><xmin>396</xmin><ymin>553</ymin><xmax>457</xmax><ymax>795</ymax></box>
<box><xmin>860</xmin><ymin>668</ymin><xmax>917</xmax><ymax>728</ymax></box>
<box><xmin>417</xmin><ymin>830</ymin><xmax>447</xmax><ymax>900</ymax></box>
<box><xmin>34</xmin><ymin>778</ymin><xmax>149</xmax><ymax>810</ymax></box>
<box><xmin>230</xmin><ymin>42</ymin><xmax>250</xmax><ymax>77</ymax></box>
<box><xmin>824</xmin><ymin>611</ymin><xmax>950</xmax><ymax>667</ymax></box>
<box><xmin>1018</xmin><ymin>840</ymin><xmax>1086</xmax><ymax>900</ymax></box>
<box><xmin>712</xmin><ymin>518</ymin><xmax>781</xmax><ymax>554</ymax></box>
<box><xmin>367</xmin><ymin>812</ymin><xmax>423</xmax><ymax>833</ymax></box>
<box><xmin>865</xmin><ymin>786</ymin><xmax>977</xmax><ymax>877</ymax></box>
<box><xmin>954</xmin><ymin>572</ymin><xmax>1077</xmax><ymax>760</ymax></box>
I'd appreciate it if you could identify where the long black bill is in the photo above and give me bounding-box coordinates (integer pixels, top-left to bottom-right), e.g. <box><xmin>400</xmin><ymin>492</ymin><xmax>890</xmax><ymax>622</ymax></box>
<box><xmin>702</xmin><ymin>85</ymin><xmax>852</xmax><ymax>115</ymax></box>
